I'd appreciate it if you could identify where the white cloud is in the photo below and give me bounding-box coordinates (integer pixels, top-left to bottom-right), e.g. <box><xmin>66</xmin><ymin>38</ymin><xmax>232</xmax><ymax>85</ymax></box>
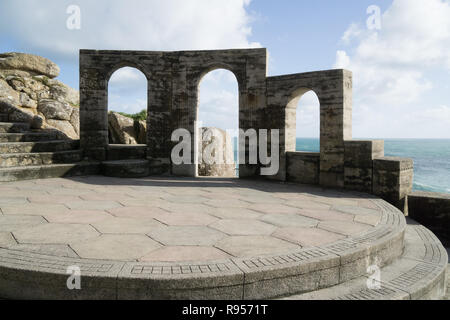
<box><xmin>0</xmin><ymin>0</ymin><xmax>260</xmax><ymax>60</ymax></box>
<box><xmin>198</xmin><ymin>70</ymin><xmax>239</xmax><ymax>134</ymax></box>
<box><xmin>340</xmin><ymin>23</ymin><xmax>362</xmax><ymax>45</ymax></box>
<box><xmin>334</xmin><ymin>50</ymin><xmax>351</xmax><ymax>69</ymax></box>
<box><xmin>335</xmin><ymin>0</ymin><xmax>450</xmax><ymax>138</ymax></box>
<box><xmin>108</xmin><ymin>67</ymin><xmax>147</xmax><ymax>114</ymax></box>
<box><xmin>296</xmin><ymin>91</ymin><xmax>320</xmax><ymax>138</ymax></box>
<box><xmin>0</xmin><ymin>1</ymin><xmax>260</xmax><ymax>124</ymax></box>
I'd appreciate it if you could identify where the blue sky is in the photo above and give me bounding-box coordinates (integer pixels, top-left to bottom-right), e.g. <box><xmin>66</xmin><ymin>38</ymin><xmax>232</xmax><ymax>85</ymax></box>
<box><xmin>1</xmin><ymin>0</ymin><xmax>449</xmax><ymax>138</ymax></box>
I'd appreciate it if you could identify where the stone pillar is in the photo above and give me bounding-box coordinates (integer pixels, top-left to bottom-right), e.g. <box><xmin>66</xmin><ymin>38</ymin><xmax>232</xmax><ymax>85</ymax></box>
<box><xmin>373</xmin><ymin>157</ymin><xmax>414</xmax><ymax>213</ymax></box>
<box><xmin>344</xmin><ymin>140</ymin><xmax>384</xmax><ymax>193</ymax></box>
<box><xmin>79</xmin><ymin>59</ymin><xmax>108</xmax><ymax>161</ymax></box>
<box><xmin>319</xmin><ymin>70</ymin><xmax>353</xmax><ymax>188</ymax></box>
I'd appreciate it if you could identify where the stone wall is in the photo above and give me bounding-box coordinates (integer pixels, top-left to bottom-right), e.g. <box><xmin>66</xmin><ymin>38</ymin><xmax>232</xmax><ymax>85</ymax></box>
<box><xmin>79</xmin><ymin>48</ymin><xmax>415</xmax><ymax>211</ymax></box>
<box><xmin>265</xmin><ymin>69</ymin><xmax>352</xmax><ymax>188</ymax></box>
<box><xmin>408</xmin><ymin>191</ymin><xmax>450</xmax><ymax>246</ymax></box>
<box><xmin>79</xmin><ymin>48</ymin><xmax>266</xmax><ymax>176</ymax></box>
<box><xmin>286</xmin><ymin>152</ymin><xmax>319</xmax><ymax>185</ymax></box>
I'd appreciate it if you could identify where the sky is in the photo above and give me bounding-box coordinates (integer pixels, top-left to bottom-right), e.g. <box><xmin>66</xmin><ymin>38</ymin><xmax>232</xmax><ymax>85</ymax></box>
<box><xmin>1</xmin><ymin>0</ymin><xmax>449</xmax><ymax>139</ymax></box>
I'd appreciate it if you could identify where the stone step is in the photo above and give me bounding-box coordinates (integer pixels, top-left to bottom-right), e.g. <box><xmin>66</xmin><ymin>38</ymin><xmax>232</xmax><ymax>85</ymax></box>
<box><xmin>281</xmin><ymin>222</ymin><xmax>448</xmax><ymax>300</ymax></box>
<box><xmin>0</xmin><ymin>161</ymin><xmax>100</xmax><ymax>182</ymax></box>
<box><xmin>0</xmin><ymin>131</ymin><xmax>60</xmax><ymax>142</ymax></box>
<box><xmin>0</xmin><ymin>113</ymin><xmax>8</xmax><ymax>122</ymax></box>
<box><xmin>101</xmin><ymin>159</ymin><xmax>150</xmax><ymax>178</ymax></box>
<box><xmin>0</xmin><ymin>150</ymin><xmax>82</xmax><ymax>168</ymax></box>
<box><xmin>0</xmin><ymin>140</ymin><xmax>79</xmax><ymax>154</ymax></box>
<box><xmin>0</xmin><ymin>122</ymin><xmax>30</xmax><ymax>133</ymax></box>
<box><xmin>107</xmin><ymin>144</ymin><xmax>147</xmax><ymax>160</ymax></box>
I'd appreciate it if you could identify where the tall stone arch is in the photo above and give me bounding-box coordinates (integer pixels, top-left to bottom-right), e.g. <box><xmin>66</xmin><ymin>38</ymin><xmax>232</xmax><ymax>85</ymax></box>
<box><xmin>265</xmin><ymin>69</ymin><xmax>353</xmax><ymax>187</ymax></box>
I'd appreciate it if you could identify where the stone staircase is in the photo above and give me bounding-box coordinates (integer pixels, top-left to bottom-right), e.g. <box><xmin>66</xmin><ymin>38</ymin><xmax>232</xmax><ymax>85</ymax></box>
<box><xmin>0</xmin><ymin>118</ymin><xmax>99</xmax><ymax>182</ymax></box>
<box><xmin>102</xmin><ymin>144</ymin><xmax>150</xmax><ymax>178</ymax></box>
<box><xmin>282</xmin><ymin>220</ymin><xmax>448</xmax><ymax>300</ymax></box>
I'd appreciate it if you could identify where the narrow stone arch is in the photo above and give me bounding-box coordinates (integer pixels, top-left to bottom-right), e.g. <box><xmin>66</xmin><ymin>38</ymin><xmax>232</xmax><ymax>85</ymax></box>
<box><xmin>284</xmin><ymin>87</ymin><xmax>320</xmax><ymax>153</ymax></box>
<box><xmin>195</xmin><ymin>66</ymin><xmax>241</xmax><ymax>119</ymax></box>
<box><xmin>105</xmin><ymin>61</ymin><xmax>150</xmax><ymax>83</ymax></box>
<box><xmin>107</xmin><ymin>66</ymin><xmax>148</xmax><ymax>146</ymax></box>
<box><xmin>195</xmin><ymin>68</ymin><xmax>240</xmax><ymax>178</ymax></box>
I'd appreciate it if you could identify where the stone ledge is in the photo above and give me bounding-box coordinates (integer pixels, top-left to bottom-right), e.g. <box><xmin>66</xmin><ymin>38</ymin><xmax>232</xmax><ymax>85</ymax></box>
<box><xmin>281</xmin><ymin>223</ymin><xmax>448</xmax><ymax>300</ymax></box>
<box><xmin>407</xmin><ymin>192</ymin><xmax>450</xmax><ymax>247</ymax></box>
<box><xmin>374</xmin><ymin>157</ymin><xmax>414</xmax><ymax>171</ymax></box>
<box><xmin>101</xmin><ymin>159</ymin><xmax>150</xmax><ymax>178</ymax></box>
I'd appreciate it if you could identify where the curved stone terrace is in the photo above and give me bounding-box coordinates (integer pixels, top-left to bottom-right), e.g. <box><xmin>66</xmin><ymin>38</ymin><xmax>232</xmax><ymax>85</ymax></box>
<box><xmin>0</xmin><ymin>176</ymin><xmax>413</xmax><ymax>299</ymax></box>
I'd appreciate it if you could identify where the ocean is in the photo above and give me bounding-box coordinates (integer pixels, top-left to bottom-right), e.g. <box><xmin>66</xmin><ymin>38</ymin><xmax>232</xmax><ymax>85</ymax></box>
<box><xmin>233</xmin><ymin>138</ymin><xmax>450</xmax><ymax>194</ymax></box>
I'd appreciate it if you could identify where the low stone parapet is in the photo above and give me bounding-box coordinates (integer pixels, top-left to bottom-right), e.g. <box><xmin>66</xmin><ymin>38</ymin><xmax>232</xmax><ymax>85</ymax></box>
<box><xmin>408</xmin><ymin>191</ymin><xmax>450</xmax><ymax>246</ymax></box>
<box><xmin>286</xmin><ymin>151</ymin><xmax>319</xmax><ymax>184</ymax></box>
<box><xmin>373</xmin><ymin>157</ymin><xmax>414</xmax><ymax>213</ymax></box>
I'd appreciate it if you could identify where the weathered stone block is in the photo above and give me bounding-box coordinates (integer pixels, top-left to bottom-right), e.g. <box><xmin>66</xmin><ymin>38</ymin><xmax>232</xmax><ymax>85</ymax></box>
<box><xmin>373</xmin><ymin>157</ymin><xmax>414</xmax><ymax>212</ymax></box>
<box><xmin>344</xmin><ymin>140</ymin><xmax>384</xmax><ymax>192</ymax></box>
<box><xmin>408</xmin><ymin>191</ymin><xmax>450</xmax><ymax>246</ymax></box>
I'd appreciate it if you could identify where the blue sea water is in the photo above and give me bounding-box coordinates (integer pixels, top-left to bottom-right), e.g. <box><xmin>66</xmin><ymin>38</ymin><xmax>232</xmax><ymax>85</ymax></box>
<box><xmin>233</xmin><ymin>138</ymin><xmax>450</xmax><ymax>194</ymax></box>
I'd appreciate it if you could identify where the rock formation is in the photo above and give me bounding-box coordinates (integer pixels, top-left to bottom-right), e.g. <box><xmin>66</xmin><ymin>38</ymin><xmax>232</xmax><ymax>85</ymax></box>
<box><xmin>197</xmin><ymin>127</ymin><xmax>236</xmax><ymax>177</ymax></box>
<box><xmin>108</xmin><ymin>111</ymin><xmax>147</xmax><ymax>145</ymax></box>
<box><xmin>0</xmin><ymin>52</ymin><xmax>147</xmax><ymax>143</ymax></box>
<box><xmin>0</xmin><ymin>52</ymin><xmax>79</xmax><ymax>139</ymax></box>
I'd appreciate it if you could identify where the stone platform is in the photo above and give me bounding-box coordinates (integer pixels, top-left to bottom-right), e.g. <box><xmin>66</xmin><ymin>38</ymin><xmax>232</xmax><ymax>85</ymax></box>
<box><xmin>0</xmin><ymin>176</ymin><xmax>446</xmax><ymax>299</ymax></box>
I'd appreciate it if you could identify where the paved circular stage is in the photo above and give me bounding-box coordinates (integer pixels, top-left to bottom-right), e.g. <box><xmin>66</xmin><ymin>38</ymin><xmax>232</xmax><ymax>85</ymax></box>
<box><xmin>0</xmin><ymin>176</ymin><xmax>407</xmax><ymax>299</ymax></box>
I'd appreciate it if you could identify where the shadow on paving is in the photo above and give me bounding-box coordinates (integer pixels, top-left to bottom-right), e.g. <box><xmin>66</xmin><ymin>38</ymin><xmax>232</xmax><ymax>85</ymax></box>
<box><xmin>58</xmin><ymin>175</ymin><xmax>376</xmax><ymax>200</ymax></box>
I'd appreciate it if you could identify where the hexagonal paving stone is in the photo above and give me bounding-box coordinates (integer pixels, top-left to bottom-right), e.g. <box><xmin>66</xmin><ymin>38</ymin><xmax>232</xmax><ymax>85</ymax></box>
<box><xmin>284</xmin><ymin>200</ymin><xmax>331</xmax><ymax>210</ymax></box>
<box><xmin>208</xmin><ymin>207</ymin><xmax>263</xmax><ymax>220</ymax></box>
<box><xmin>80</xmin><ymin>193</ymin><xmax>134</xmax><ymax>201</ymax></box>
<box><xmin>259</xmin><ymin>214</ymin><xmax>319</xmax><ymax>228</ymax></box>
<box><xmin>0</xmin><ymin>215</ymin><xmax>47</xmax><ymax>232</ymax></box>
<box><xmin>107</xmin><ymin>206</ymin><xmax>168</xmax><ymax>219</ymax></box>
<box><xmin>318</xmin><ymin>220</ymin><xmax>372</xmax><ymax>236</ymax></box>
<box><xmin>0</xmin><ymin>232</ymin><xmax>16</xmax><ymax>247</ymax></box>
<box><xmin>64</xmin><ymin>200</ymin><xmax>122</xmax><ymax>211</ymax></box>
<box><xmin>139</xmin><ymin>246</ymin><xmax>231</xmax><ymax>262</ymax></box>
<box><xmin>249</xmin><ymin>203</ymin><xmax>301</xmax><ymax>215</ymax></box>
<box><xmin>148</xmin><ymin>226</ymin><xmax>226</xmax><ymax>246</ymax></box>
<box><xmin>71</xmin><ymin>234</ymin><xmax>161</xmax><ymax>260</ymax></box>
<box><xmin>204</xmin><ymin>199</ymin><xmax>251</xmax><ymax>208</ymax></box>
<box><xmin>161</xmin><ymin>194</ymin><xmax>209</xmax><ymax>203</ymax></box>
<box><xmin>45</xmin><ymin>210</ymin><xmax>113</xmax><ymax>224</ymax></box>
<box><xmin>273</xmin><ymin>227</ymin><xmax>346</xmax><ymax>247</ymax></box>
<box><xmin>297</xmin><ymin>209</ymin><xmax>354</xmax><ymax>222</ymax></box>
<box><xmin>7</xmin><ymin>244</ymin><xmax>79</xmax><ymax>258</ymax></box>
<box><xmin>215</xmin><ymin>236</ymin><xmax>299</xmax><ymax>257</ymax></box>
<box><xmin>0</xmin><ymin>197</ymin><xmax>29</xmax><ymax>206</ymax></box>
<box><xmin>238</xmin><ymin>194</ymin><xmax>285</xmax><ymax>204</ymax></box>
<box><xmin>202</xmin><ymin>192</ymin><xmax>242</xmax><ymax>200</ymax></box>
<box><xmin>118</xmin><ymin>198</ymin><xmax>166</xmax><ymax>208</ymax></box>
<box><xmin>210</xmin><ymin>219</ymin><xmax>276</xmax><ymax>236</ymax></box>
<box><xmin>27</xmin><ymin>195</ymin><xmax>81</xmax><ymax>204</ymax></box>
<box><xmin>13</xmin><ymin>223</ymin><xmax>100</xmax><ymax>244</ymax></box>
<box><xmin>48</xmin><ymin>188</ymin><xmax>92</xmax><ymax>196</ymax></box>
<box><xmin>158</xmin><ymin>203</ymin><xmax>215</xmax><ymax>215</ymax></box>
<box><xmin>332</xmin><ymin>205</ymin><xmax>381</xmax><ymax>216</ymax></box>
<box><xmin>1</xmin><ymin>204</ymin><xmax>69</xmax><ymax>216</ymax></box>
<box><xmin>93</xmin><ymin>217</ymin><xmax>165</xmax><ymax>234</ymax></box>
<box><xmin>156</xmin><ymin>212</ymin><xmax>218</xmax><ymax>226</ymax></box>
